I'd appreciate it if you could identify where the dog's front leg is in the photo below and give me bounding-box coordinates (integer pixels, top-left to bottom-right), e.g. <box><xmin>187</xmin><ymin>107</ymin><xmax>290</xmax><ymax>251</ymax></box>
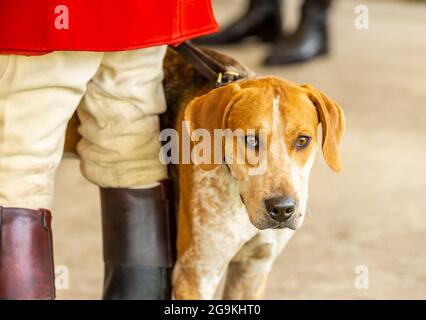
<box><xmin>173</xmin><ymin>167</ymin><xmax>257</xmax><ymax>300</ymax></box>
<box><xmin>173</xmin><ymin>208</ymin><xmax>257</xmax><ymax>300</ymax></box>
<box><xmin>173</xmin><ymin>252</ymin><xmax>231</xmax><ymax>300</ymax></box>
<box><xmin>223</xmin><ymin>229</ymin><xmax>294</xmax><ymax>300</ymax></box>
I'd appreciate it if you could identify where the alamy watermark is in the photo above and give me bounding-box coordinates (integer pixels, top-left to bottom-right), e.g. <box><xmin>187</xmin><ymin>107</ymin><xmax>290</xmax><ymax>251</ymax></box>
<box><xmin>159</xmin><ymin>121</ymin><xmax>268</xmax><ymax>176</ymax></box>
<box><xmin>354</xmin><ymin>265</ymin><xmax>369</xmax><ymax>290</ymax></box>
<box><xmin>54</xmin><ymin>5</ymin><xmax>70</xmax><ymax>30</ymax></box>
<box><xmin>354</xmin><ymin>5</ymin><xmax>369</xmax><ymax>30</ymax></box>
<box><xmin>55</xmin><ymin>265</ymin><xmax>70</xmax><ymax>290</ymax></box>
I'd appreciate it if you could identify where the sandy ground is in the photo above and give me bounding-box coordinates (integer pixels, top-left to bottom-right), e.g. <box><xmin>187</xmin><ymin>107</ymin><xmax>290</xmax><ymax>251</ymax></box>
<box><xmin>53</xmin><ymin>0</ymin><xmax>426</xmax><ymax>299</ymax></box>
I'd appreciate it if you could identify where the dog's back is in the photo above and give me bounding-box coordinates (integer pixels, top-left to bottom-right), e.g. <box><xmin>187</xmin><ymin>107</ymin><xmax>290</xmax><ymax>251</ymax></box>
<box><xmin>161</xmin><ymin>47</ymin><xmax>252</xmax><ymax>130</ymax></box>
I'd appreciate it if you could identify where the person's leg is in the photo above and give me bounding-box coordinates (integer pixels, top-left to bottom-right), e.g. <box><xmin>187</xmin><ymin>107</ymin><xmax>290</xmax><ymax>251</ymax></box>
<box><xmin>0</xmin><ymin>52</ymin><xmax>102</xmax><ymax>299</ymax></box>
<box><xmin>77</xmin><ymin>45</ymin><xmax>175</xmax><ymax>300</ymax></box>
<box><xmin>194</xmin><ymin>0</ymin><xmax>283</xmax><ymax>45</ymax></box>
<box><xmin>264</xmin><ymin>0</ymin><xmax>333</xmax><ymax>65</ymax></box>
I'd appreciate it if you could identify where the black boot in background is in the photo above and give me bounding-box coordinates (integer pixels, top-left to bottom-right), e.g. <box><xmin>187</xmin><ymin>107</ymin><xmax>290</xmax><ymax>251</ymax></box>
<box><xmin>195</xmin><ymin>0</ymin><xmax>283</xmax><ymax>45</ymax></box>
<box><xmin>100</xmin><ymin>181</ymin><xmax>176</xmax><ymax>300</ymax></box>
<box><xmin>264</xmin><ymin>0</ymin><xmax>332</xmax><ymax>65</ymax></box>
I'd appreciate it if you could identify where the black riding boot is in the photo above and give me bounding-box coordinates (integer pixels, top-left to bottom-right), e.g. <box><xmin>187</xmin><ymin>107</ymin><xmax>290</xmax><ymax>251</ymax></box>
<box><xmin>194</xmin><ymin>0</ymin><xmax>283</xmax><ymax>45</ymax></box>
<box><xmin>100</xmin><ymin>181</ymin><xmax>176</xmax><ymax>300</ymax></box>
<box><xmin>264</xmin><ymin>0</ymin><xmax>332</xmax><ymax>65</ymax></box>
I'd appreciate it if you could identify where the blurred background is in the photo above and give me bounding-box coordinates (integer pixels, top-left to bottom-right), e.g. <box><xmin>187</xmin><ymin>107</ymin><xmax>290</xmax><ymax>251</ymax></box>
<box><xmin>54</xmin><ymin>0</ymin><xmax>426</xmax><ymax>299</ymax></box>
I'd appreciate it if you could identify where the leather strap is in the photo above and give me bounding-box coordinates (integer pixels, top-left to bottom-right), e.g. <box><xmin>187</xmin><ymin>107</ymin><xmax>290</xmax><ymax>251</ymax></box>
<box><xmin>173</xmin><ymin>42</ymin><xmax>243</xmax><ymax>87</ymax></box>
<box><xmin>0</xmin><ymin>207</ymin><xmax>55</xmax><ymax>300</ymax></box>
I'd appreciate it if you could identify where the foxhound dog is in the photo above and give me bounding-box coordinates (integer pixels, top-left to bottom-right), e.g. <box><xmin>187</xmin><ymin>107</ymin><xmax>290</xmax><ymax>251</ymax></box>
<box><xmin>65</xmin><ymin>48</ymin><xmax>345</xmax><ymax>300</ymax></box>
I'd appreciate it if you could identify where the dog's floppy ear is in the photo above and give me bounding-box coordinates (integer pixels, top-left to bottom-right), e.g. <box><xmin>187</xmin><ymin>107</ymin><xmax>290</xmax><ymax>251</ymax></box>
<box><xmin>184</xmin><ymin>83</ymin><xmax>242</xmax><ymax>171</ymax></box>
<box><xmin>302</xmin><ymin>84</ymin><xmax>345</xmax><ymax>172</ymax></box>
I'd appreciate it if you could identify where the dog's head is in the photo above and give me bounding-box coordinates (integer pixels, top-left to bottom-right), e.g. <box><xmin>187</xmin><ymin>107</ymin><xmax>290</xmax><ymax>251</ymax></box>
<box><xmin>185</xmin><ymin>77</ymin><xmax>345</xmax><ymax>230</ymax></box>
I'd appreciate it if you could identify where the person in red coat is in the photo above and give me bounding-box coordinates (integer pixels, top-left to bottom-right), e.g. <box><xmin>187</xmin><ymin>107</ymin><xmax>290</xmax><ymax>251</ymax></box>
<box><xmin>0</xmin><ymin>1</ymin><xmax>218</xmax><ymax>300</ymax></box>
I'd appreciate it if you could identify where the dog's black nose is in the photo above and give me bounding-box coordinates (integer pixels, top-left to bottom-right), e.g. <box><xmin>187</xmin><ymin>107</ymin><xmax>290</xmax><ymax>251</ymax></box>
<box><xmin>265</xmin><ymin>197</ymin><xmax>297</xmax><ymax>222</ymax></box>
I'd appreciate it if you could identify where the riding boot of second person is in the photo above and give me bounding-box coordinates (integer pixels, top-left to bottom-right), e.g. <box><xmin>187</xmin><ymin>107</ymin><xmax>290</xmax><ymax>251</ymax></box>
<box><xmin>0</xmin><ymin>207</ymin><xmax>55</xmax><ymax>300</ymax></box>
<box><xmin>194</xmin><ymin>0</ymin><xmax>283</xmax><ymax>45</ymax></box>
<box><xmin>264</xmin><ymin>0</ymin><xmax>332</xmax><ymax>65</ymax></box>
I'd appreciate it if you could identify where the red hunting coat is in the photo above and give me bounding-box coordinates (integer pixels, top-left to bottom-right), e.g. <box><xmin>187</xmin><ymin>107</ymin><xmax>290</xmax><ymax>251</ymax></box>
<box><xmin>0</xmin><ymin>0</ymin><xmax>218</xmax><ymax>55</ymax></box>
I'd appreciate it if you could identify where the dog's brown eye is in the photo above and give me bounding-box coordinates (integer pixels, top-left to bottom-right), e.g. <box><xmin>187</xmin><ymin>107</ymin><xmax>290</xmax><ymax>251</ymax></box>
<box><xmin>295</xmin><ymin>136</ymin><xmax>311</xmax><ymax>149</ymax></box>
<box><xmin>245</xmin><ymin>135</ymin><xmax>258</xmax><ymax>149</ymax></box>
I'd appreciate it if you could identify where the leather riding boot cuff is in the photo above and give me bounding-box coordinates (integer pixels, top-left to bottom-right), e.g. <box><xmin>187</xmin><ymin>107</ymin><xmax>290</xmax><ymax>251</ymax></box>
<box><xmin>100</xmin><ymin>180</ymin><xmax>176</xmax><ymax>300</ymax></box>
<box><xmin>100</xmin><ymin>182</ymin><xmax>175</xmax><ymax>267</ymax></box>
<box><xmin>0</xmin><ymin>207</ymin><xmax>55</xmax><ymax>300</ymax></box>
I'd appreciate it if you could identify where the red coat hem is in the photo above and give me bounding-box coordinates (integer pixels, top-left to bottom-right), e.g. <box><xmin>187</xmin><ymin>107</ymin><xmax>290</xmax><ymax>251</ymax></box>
<box><xmin>0</xmin><ymin>25</ymin><xmax>219</xmax><ymax>56</ymax></box>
